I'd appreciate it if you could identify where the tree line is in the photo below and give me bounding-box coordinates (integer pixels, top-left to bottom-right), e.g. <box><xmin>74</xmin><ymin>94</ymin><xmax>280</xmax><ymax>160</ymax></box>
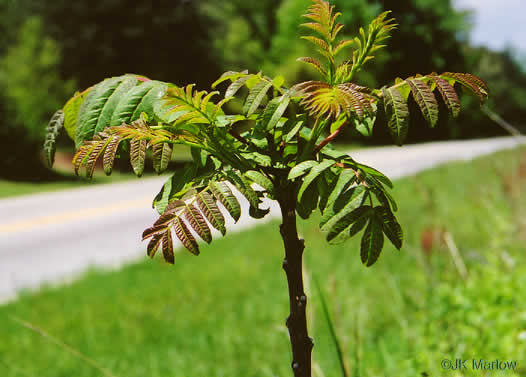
<box><xmin>1</xmin><ymin>0</ymin><xmax>525</xmax><ymax>179</ymax></box>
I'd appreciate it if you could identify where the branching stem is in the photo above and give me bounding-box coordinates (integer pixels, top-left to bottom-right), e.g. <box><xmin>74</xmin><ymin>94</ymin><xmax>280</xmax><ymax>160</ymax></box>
<box><xmin>313</xmin><ymin>121</ymin><xmax>346</xmax><ymax>154</ymax></box>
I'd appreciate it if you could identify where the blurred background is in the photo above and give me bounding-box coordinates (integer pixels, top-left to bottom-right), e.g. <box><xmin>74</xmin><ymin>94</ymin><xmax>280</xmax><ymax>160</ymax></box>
<box><xmin>1</xmin><ymin>0</ymin><xmax>525</xmax><ymax>181</ymax></box>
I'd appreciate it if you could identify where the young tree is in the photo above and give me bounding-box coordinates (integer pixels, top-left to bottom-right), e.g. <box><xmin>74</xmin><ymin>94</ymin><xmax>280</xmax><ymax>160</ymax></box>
<box><xmin>43</xmin><ymin>1</ymin><xmax>487</xmax><ymax>375</ymax></box>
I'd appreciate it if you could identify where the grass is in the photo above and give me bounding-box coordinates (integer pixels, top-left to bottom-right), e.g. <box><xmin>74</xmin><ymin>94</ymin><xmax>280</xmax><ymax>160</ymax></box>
<box><xmin>1</xmin><ymin>147</ymin><xmax>525</xmax><ymax>377</ymax></box>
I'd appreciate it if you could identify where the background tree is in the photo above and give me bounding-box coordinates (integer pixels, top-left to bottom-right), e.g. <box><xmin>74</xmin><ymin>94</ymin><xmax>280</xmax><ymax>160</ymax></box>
<box><xmin>0</xmin><ymin>16</ymin><xmax>75</xmax><ymax>179</ymax></box>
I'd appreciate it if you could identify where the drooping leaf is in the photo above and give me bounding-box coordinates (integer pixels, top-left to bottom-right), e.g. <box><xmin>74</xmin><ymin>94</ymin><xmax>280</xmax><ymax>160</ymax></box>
<box><xmin>152</xmin><ymin>143</ymin><xmax>172</xmax><ymax>174</ymax></box>
<box><xmin>130</xmin><ymin>139</ymin><xmax>147</xmax><ymax>177</ymax></box>
<box><xmin>406</xmin><ymin>79</ymin><xmax>439</xmax><ymax>127</ymax></box>
<box><xmin>243</xmin><ymin>80</ymin><xmax>273</xmax><ymax>116</ymax></box>
<box><xmin>327</xmin><ymin>205</ymin><xmax>372</xmax><ymax>244</ymax></box>
<box><xmin>432</xmin><ymin>76</ymin><xmax>461</xmax><ymax>118</ymax></box>
<box><xmin>297</xmin><ymin>57</ymin><xmax>327</xmax><ymax>78</ymax></box>
<box><xmin>162</xmin><ymin>230</ymin><xmax>175</xmax><ymax>263</ymax></box>
<box><xmin>226</xmin><ymin>170</ymin><xmax>259</xmax><ymax>209</ymax></box>
<box><xmin>43</xmin><ymin>110</ymin><xmax>65</xmax><ymax>167</ymax></box>
<box><xmin>184</xmin><ymin>205</ymin><xmax>212</xmax><ymax>243</ymax></box>
<box><xmin>84</xmin><ymin>135</ymin><xmax>111</xmax><ymax>178</ymax></box>
<box><xmin>296</xmin><ymin>181</ymin><xmax>319</xmax><ymax>219</ymax></box>
<box><xmin>63</xmin><ymin>88</ymin><xmax>92</xmax><ymax>140</ymax></box>
<box><xmin>147</xmin><ymin>233</ymin><xmax>163</xmax><ymax>258</ymax></box>
<box><xmin>382</xmin><ymin>87</ymin><xmax>409</xmax><ymax>145</ymax></box>
<box><xmin>288</xmin><ymin>160</ymin><xmax>319</xmax><ymax>180</ymax></box>
<box><xmin>360</xmin><ymin>209</ymin><xmax>384</xmax><ymax>266</ymax></box>
<box><xmin>110</xmin><ymin>80</ymin><xmax>165</xmax><ymax>126</ymax></box>
<box><xmin>173</xmin><ymin>217</ymin><xmax>199</xmax><ymax>255</ymax></box>
<box><xmin>75</xmin><ymin>76</ymin><xmax>125</xmax><ymax>147</ymax></box>
<box><xmin>261</xmin><ymin>92</ymin><xmax>291</xmax><ymax>130</ymax></box>
<box><xmin>225</xmin><ymin>75</ymin><xmax>252</xmax><ymax>98</ymax></box>
<box><xmin>350</xmin><ymin>160</ymin><xmax>393</xmax><ymax>189</ymax></box>
<box><xmin>245</xmin><ymin>170</ymin><xmax>274</xmax><ymax>194</ymax></box>
<box><xmin>319</xmin><ymin>169</ymin><xmax>356</xmax><ymax>224</ymax></box>
<box><xmin>321</xmin><ymin>185</ymin><xmax>367</xmax><ymax>233</ymax></box>
<box><xmin>379</xmin><ymin>206</ymin><xmax>403</xmax><ymax>249</ymax></box>
<box><xmin>211</xmin><ymin>70</ymin><xmax>249</xmax><ymax>89</ymax></box>
<box><xmin>348</xmin><ymin>213</ymin><xmax>368</xmax><ymax>238</ymax></box>
<box><xmin>442</xmin><ymin>72</ymin><xmax>488</xmax><ymax>102</ymax></box>
<box><xmin>103</xmin><ymin>135</ymin><xmax>122</xmax><ymax>175</ymax></box>
<box><xmin>209</xmin><ymin>181</ymin><xmax>241</xmax><ymax>222</ymax></box>
<box><xmin>298</xmin><ymin>160</ymin><xmax>335</xmax><ymax>202</ymax></box>
<box><xmin>196</xmin><ymin>191</ymin><xmax>226</xmax><ymax>235</ymax></box>
<box><xmin>95</xmin><ymin>76</ymin><xmax>138</xmax><ymax>134</ymax></box>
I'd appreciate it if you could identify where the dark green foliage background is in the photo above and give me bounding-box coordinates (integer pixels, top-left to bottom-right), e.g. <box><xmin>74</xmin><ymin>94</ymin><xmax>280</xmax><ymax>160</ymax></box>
<box><xmin>2</xmin><ymin>0</ymin><xmax>526</xmax><ymax>178</ymax></box>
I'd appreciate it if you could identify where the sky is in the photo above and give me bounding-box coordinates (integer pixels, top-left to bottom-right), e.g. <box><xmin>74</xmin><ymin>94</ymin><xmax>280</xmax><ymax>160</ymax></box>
<box><xmin>454</xmin><ymin>0</ymin><xmax>525</xmax><ymax>53</ymax></box>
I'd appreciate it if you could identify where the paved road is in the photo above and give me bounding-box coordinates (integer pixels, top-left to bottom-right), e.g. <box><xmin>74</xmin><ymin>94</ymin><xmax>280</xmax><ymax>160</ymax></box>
<box><xmin>1</xmin><ymin>136</ymin><xmax>524</xmax><ymax>303</ymax></box>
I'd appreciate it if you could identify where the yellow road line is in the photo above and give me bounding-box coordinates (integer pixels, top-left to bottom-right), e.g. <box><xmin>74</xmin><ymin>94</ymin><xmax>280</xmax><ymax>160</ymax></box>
<box><xmin>0</xmin><ymin>198</ymin><xmax>152</xmax><ymax>234</ymax></box>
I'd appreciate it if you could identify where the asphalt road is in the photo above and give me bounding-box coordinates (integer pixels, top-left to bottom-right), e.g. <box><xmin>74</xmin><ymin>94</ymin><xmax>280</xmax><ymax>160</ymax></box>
<box><xmin>1</xmin><ymin>136</ymin><xmax>524</xmax><ymax>303</ymax></box>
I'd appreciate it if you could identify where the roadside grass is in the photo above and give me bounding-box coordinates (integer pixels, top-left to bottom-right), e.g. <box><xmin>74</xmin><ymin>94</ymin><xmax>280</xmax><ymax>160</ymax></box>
<box><xmin>1</xmin><ymin>147</ymin><xmax>525</xmax><ymax>377</ymax></box>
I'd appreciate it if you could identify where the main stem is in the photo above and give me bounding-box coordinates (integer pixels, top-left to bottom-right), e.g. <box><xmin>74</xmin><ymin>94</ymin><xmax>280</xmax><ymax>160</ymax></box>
<box><xmin>278</xmin><ymin>184</ymin><xmax>313</xmax><ymax>377</ymax></box>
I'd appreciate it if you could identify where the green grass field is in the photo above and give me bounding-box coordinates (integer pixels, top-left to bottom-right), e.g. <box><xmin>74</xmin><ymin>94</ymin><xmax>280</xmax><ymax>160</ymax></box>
<box><xmin>1</xmin><ymin>147</ymin><xmax>525</xmax><ymax>377</ymax></box>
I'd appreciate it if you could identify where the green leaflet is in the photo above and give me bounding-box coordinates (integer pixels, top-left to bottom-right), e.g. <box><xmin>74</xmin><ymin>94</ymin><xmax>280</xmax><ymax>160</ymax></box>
<box><xmin>382</xmin><ymin>87</ymin><xmax>409</xmax><ymax>145</ymax></box>
<box><xmin>111</xmin><ymin>80</ymin><xmax>167</xmax><ymax>126</ymax></box>
<box><xmin>211</xmin><ymin>70</ymin><xmax>249</xmax><ymax>89</ymax></box>
<box><xmin>226</xmin><ymin>170</ymin><xmax>259</xmax><ymax>209</ymax></box>
<box><xmin>223</xmin><ymin>75</ymin><xmax>251</xmax><ymax>98</ymax></box>
<box><xmin>327</xmin><ymin>205</ymin><xmax>372</xmax><ymax>244</ymax></box>
<box><xmin>288</xmin><ymin>160</ymin><xmax>319</xmax><ymax>180</ymax></box>
<box><xmin>244</xmin><ymin>170</ymin><xmax>274</xmax><ymax>195</ymax></box>
<box><xmin>95</xmin><ymin>76</ymin><xmax>138</xmax><ymax>134</ymax></box>
<box><xmin>173</xmin><ymin>217</ymin><xmax>199</xmax><ymax>255</ymax></box>
<box><xmin>75</xmin><ymin>76</ymin><xmax>125</xmax><ymax>147</ymax></box>
<box><xmin>320</xmin><ymin>186</ymin><xmax>367</xmax><ymax>233</ymax></box>
<box><xmin>196</xmin><ymin>191</ymin><xmax>226</xmax><ymax>235</ymax></box>
<box><xmin>43</xmin><ymin>110</ymin><xmax>65</xmax><ymax>167</ymax></box>
<box><xmin>243</xmin><ymin>80</ymin><xmax>273</xmax><ymax>116</ymax></box>
<box><xmin>348</xmin><ymin>213</ymin><xmax>368</xmax><ymax>238</ymax></box>
<box><xmin>241</xmin><ymin>152</ymin><xmax>272</xmax><ymax>167</ymax></box>
<box><xmin>360</xmin><ymin>208</ymin><xmax>384</xmax><ymax>266</ymax></box>
<box><xmin>184</xmin><ymin>204</ymin><xmax>212</xmax><ymax>244</ymax></box>
<box><xmin>162</xmin><ymin>231</ymin><xmax>175</xmax><ymax>263</ymax></box>
<box><xmin>432</xmin><ymin>76</ymin><xmax>461</xmax><ymax>118</ymax></box>
<box><xmin>152</xmin><ymin>143</ymin><xmax>172</xmax><ymax>174</ymax></box>
<box><xmin>350</xmin><ymin>161</ymin><xmax>393</xmax><ymax>189</ymax></box>
<box><xmin>319</xmin><ymin>169</ymin><xmax>356</xmax><ymax>226</ymax></box>
<box><xmin>442</xmin><ymin>72</ymin><xmax>488</xmax><ymax>102</ymax></box>
<box><xmin>209</xmin><ymin>181</ymin><xmax>241</xmax><ymax>222</ymax></box>
<box><xmin>130</xmin><ymin>139</ymin><xmax>147</xmax><ymax>177</ymax></box>
<box><xmin>379</xmin><ymin>206</ymin><xmax>403</xmax><ymax>249</ymax></box>
<box><xmin>261</xmin><ymin>92</ymin><xmax>290</xmax><ymax>130</ymax></box>
<box><xmin>284</xmin><ymin>120</ymin><xmax>304</xmax><ymax>143</ymax></box>
<box><xmin>353</xmin><ymin>113</ymin><xmax>376</xmax><ymax>137</ymax></box>
<box><xmin>154</xmin><ymin>85</ymin><xmax>211</xmax><ymax>127</ymax></box>
<box><xmin>406</xmin><ymin>79</ymin><xmax>438</xmax><ymax>128</ymax></box>
<box><xmin>63</xmin><ymin>88</ymin><xmax>92</xmax><ymax>140</ymax></box>
<box><xmin>297</xmin><ymin>160</ymin><xmax>334</xmax><ymax>202</ymax></box>
<box><xmin>296</xmin><ymin>182</ymin><xmax>319</xmax><ymax>219</ymax></box>
<box><xmin>153</xmin><ymin>166</ymin><xmax>197</xmax><ymax>214</ymax></box>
